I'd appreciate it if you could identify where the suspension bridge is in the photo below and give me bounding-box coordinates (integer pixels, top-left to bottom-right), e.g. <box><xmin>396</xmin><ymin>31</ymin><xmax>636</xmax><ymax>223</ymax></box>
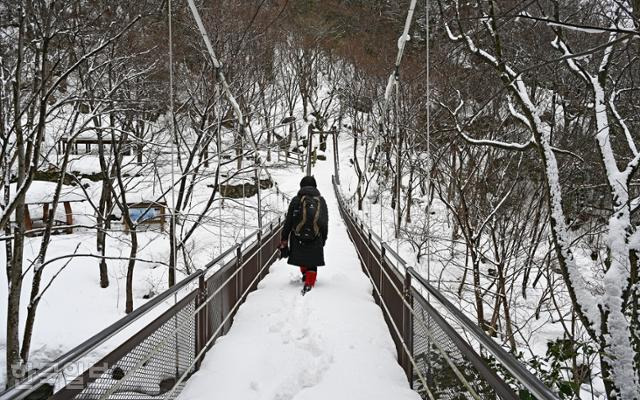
<box><xmin>0</xmin><ymin>159</ymin><xmax>558</xmax><ymax>400</ymax></box>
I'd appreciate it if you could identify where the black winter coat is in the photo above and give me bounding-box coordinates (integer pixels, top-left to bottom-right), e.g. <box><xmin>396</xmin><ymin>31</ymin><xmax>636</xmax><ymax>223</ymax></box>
<box><xmin>281</xmin><ymin>186</ymin><xmax>328</xmax><ymax>267</ymax></box>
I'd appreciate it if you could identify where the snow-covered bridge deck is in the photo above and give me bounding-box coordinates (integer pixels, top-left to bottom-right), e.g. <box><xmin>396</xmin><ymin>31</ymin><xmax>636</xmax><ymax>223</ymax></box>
<box><xmin>178</xmin><ymin>176</ymin><xmax>420</xmax><ymax>400</ymax></box>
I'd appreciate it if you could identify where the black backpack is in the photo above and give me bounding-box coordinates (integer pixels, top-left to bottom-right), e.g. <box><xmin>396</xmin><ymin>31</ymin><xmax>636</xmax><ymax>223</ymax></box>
<box><xmin>294</xmin><ymin>195</ymin><xmax>321</xmax><ymax>243</ymax></box>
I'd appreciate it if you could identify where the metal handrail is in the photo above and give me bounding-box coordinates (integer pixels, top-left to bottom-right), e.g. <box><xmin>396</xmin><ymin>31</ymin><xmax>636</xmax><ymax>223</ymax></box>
<box><xmin>0</xmin><ymin>214</ymin><xmax>285</xmax><ymax>400</ymax></box>
<box><xmin>163</xmin><ymin>248</ymin><xmax>281</xmax><ymax>399</ymax></box>
<box><xmin>345</xmin><ymin>234</ymin><xmax>434</xmax><ymax>399</ymax></box>
<box><xmin>335</xmin><ymin>184</ymin><xmax>496</xmax><ymax>399</ymax></box>
<box><xmin>409</xmin><ymin>269</ymin><xmax>558</xmax><ymax>400</ymax></box>
<box><xmin>94</xmin><ymin>230</ymin><xmax>283</xmax><ymax>400</ymax></box>
<box><xmin>332</xmin><ymin>177</ymin><xmax>559</xmax><ymax>400</ymax></box>
<box><xmin>0</xmin><ymin>272</ymin><xmax>201</xmax><ymax>400</ymax></box>
<box><xmin>340</xmin><ymin>202</ymin><xmax>498</xmax><ymax>399</ymax></box>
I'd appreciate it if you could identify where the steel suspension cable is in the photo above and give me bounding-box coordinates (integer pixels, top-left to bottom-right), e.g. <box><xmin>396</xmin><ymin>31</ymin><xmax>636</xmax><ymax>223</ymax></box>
<box><xmin>425</xmin><ymin>0</ymin><xmax>431</xmax><ymax>285</ymax></box>
<box><xmin>384</xmin><ymin>0</ymin><xmax>419</xmax><ymax>113</ymax></box>
<box><xmin>168</xmin><ymin>0</ymin><xmax>178</xmax><ymax>287</ymax></box>
<box><xmin>185</xmin><ymin>0</ymin><xmax>276</xmax><ymax>185</ymax></box>
<box><xmin>217</xmin><ymin>83</ymin><xmax>223</xmax><ymax>253</ymax></box>
<box><xmin>424</xmin><ymin>2</ymin><xmax>434</xmax><ymax>388</ymax></box>
<box><xmin>397</xmin><ymin>0</ymin><xmax>419</xmax><ymax>68</ymax></box>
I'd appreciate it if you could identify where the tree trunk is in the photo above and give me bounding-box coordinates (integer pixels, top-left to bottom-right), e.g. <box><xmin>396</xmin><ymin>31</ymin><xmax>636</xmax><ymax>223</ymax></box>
<box><xmin>489</xmin><ymin>287</ymin><xmax>502</xmax><ymax>337</ymax></box>
<box><xmin>405</xmin><ymin>164</ymin><xmax>414</xmax><ymax>224</ymax></box>
<box><xmin>266</xmin><ymin>128</ymin><xmax>272</xmax><ymax>162</ymax></box>
<box><xmin>2</xmin><ymin>150</ymin><xmax>13</xmax><ymax>390</ymax></box>
<box><xmin>169</xmin><ymin>215</ymin><xmax>176</xmax><ymax>287</ymax></box>
<box><xmin>235</xmin><ymin>131</ymin><xmax>243</xmax><ymax>170</ymax></box>
<box><xmin>395</xmin><ymin>132</ymin><xmax>403</xmax><ymax>238</ymax></box>
<box><xmin>470</xmin><ymin>248</ymin><xmax>486</xmax><ymax>331</ymax></box>
<box><xmin>498</xmin><ymin>262</ymin><xmax>517</xmax><ymax>351</ymax></box>
<box><xmin>630</xmin><ymin>250</ymin><xmax>640</xmax><ymax>375</ymax></box>
<box><xmin>6</xmin><ymin>225</ymin><xmax>24</xmax><ymax>388</ymax></box>
<box><xmin>96</xmin><ymin>120</ymin><xmax>113</xmax><ymax>289</ymax></box>
<box><xmin>262</xmin><ymin>94</ymin><xmax>272</xmax><ymax>163</ymax></box>
<box><xmin>21</xmin><ymin>108</ymin><xmax>81</xmax><ymax>365</ymax></box>
<box><xmin>352</xmin><ymin>124</ymin><xmax>364</xmax><ymax>210</ymax></box>
<box><xmin>97</xmin><ymin>180</ymin><xmax>110</xmax><ymax>288</ymax></box>
<box><xmin>135</xmin><ymin>120</ymin><xmax>143</xmax><ymax>165</ymax></box>
<box><xmin>285</xmin><ymin>110</ymin><xmax>293</xmax><ymax>159</ymax></box>
<box><xmin>110</xmin><ymin>111</ymin><xmax>139</xmax><ymax>314</ymax></box>
<box><xmin>332</xmin><ymin>127</ymin><xmax>340</xmax><ymax>184</ymax></box>
<box><xmin>6</xmin><ymin>113</ymin><xmax>26</xmax><ymax>390</ymax></box>
<box><xmin>5</xmin><ymin>13</ymin><xmax>26</xmax><ymax>385</ymax></box>
<box><xmin>126</xmin><ymin>230</ymin><xmax>138</xmax><ymax>314</ymax></box>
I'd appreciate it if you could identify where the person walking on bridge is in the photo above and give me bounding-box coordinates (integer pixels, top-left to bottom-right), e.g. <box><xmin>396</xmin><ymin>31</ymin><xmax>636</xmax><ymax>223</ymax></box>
<box><xmin>279</xmin><ymin>176</ymin><xmax>328</xmax><ymax>295</ymax></box>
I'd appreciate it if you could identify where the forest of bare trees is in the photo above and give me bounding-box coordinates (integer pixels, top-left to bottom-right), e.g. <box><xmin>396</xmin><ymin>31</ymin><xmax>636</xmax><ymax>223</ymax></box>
<box><xmin>1</xmin><ymin>0</ymin><xmax>639</xmax><ymax>398</ymax></box>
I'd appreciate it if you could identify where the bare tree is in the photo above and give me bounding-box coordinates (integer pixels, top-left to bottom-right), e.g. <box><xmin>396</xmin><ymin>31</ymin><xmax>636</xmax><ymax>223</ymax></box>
<box><xmin>437</xmin><ymin>0</ymin><xmax>640</xmax><ymax>396</ymax></box>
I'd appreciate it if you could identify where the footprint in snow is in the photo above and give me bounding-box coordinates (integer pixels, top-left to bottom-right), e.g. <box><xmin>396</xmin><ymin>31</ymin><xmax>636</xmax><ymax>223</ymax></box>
<box><xmin>270</xmin><ymin>346</ymin><xmax>333</xmax><ymax>399</ymax></box>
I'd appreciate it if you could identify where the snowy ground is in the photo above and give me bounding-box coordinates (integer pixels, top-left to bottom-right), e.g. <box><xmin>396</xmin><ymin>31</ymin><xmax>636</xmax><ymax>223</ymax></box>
<box><xmin>178</xmin><ymin>155</ymin><xmax>419</xmax><ymax>400</ymax></box>
<box><xmin>0</xmin><ymin>163</ymin><xmax>283</xmax><ymax>387</ymax></box>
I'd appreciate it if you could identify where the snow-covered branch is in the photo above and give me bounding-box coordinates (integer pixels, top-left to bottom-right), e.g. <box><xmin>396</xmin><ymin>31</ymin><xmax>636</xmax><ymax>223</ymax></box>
<box><xmin>517</xmin><ymin>13</ymin><xmax>640</xmax><ymax>38</ymax></box>
<box><xmin>439</xmin><ymin>99</ymin><xmax>534</xmax><ymax>151</ymax></box>
<box><xmin>609</xmin><ymin>89</ymin><xmax>638</xmax><ymax>157</ymax></box>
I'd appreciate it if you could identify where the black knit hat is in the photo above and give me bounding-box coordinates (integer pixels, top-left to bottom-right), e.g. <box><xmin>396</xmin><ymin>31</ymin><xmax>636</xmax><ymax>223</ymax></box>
<box><xmin>300</xmin><ymin>175</ymin><xmax>317</xmax><ymax>188</ymax></box>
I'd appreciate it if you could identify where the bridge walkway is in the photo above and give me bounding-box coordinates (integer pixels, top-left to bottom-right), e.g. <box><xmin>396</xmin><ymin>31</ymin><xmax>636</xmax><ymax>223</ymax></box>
<box><xmin>178</xmin><ymin>169</ymin><xmax>420</xmax><ymax>400</ymax></box>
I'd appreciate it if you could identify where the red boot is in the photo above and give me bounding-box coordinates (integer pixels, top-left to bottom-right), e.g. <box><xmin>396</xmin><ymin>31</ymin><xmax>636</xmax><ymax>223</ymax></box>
<box><xmin>305</xmin><ymin>271</ymin><xmax>317</xmax><ymax>287</ymax></box>
<box><xmin>300</xmin><ymin>266</ymin><xmax>308</xmax><ymax>283</ymax></box>
<box><xmin>302</xmin><ymin>271</ymin><xmax>317</xmax><ymax>295</ymax></box>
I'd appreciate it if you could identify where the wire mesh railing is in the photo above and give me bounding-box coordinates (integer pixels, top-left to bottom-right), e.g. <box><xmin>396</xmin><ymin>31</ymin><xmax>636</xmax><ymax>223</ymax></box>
<box><xmin>0</xmin><ymin>214</ymin><xmax>285</xmax><ymax>400</ymax></box>
<box><xmin>332</xmin><ymin>176</ymin><xmax>558</xmax><ymax>400</ymax></box>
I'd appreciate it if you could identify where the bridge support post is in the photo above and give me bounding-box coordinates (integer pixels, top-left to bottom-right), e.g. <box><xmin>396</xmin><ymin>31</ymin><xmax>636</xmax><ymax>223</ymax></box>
<box><xmin>255</xmin><ymin>167</ymin><xmax>262</xmax><ymax>231</ymax></box>
<box><xmin>306</xmin><ymin>125</ymin><xmax>313</xmax><ymax>176</ymax></box>
<box><xmin>367</xmin><ymin>231</ymin><xmax>373</xmax><ymax>279</ymax></box>
<box><xmin>379</xmin><ymin>246</ymin><xmax>386</xmax><ymax>299</ymax></box>
<box><xmin>332</xmin><ymin>127</ymin><xmax>340</xmax><ymax>185</ymax></box>
<box><xmin>195</xmin><ymin>274</ymin><xmax>208</xmax><ymax>370</ymax></box>
<box><xmin>403</xmin><ymin>270</ymin><xmax>414</xmax><ymax>387</ymax></box>
<box><xmin>236</xmin><ymin>246</ymin><xmax>243</xmax><ymax>304</ymax></box>
<box><xmin>257</xmin><ymin>231</ymin><xmax>262</xmax><ymax>285</ymax></box>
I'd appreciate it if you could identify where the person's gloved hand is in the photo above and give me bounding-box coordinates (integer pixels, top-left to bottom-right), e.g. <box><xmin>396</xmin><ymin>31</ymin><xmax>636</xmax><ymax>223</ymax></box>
<box><xmin>278</xmin><ymin>240</ymin><xmax>290</xmax><ymax>259</ymax></box>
